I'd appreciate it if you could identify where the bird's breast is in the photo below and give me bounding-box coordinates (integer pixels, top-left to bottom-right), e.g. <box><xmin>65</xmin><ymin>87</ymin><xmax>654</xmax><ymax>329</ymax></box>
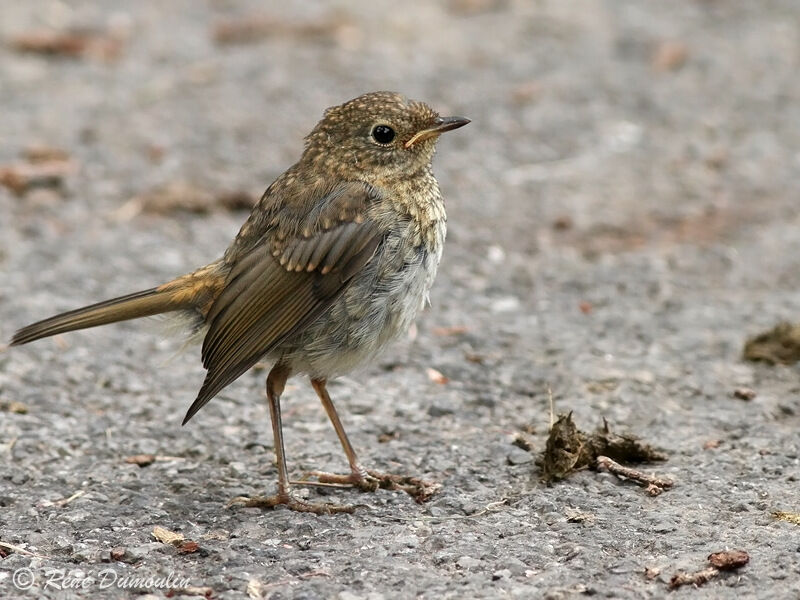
<box><xmin>277</xmin><ymin>216</ymin><xmax>445</xmax><ymax>378</ymax></box>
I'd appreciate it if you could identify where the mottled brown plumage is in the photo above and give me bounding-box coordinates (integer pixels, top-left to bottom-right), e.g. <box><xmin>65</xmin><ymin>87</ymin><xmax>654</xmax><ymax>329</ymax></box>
<box><xmin>11</xmin><ymin>91</ymin><xmax>469</xmax><ymax>513</ymax></box>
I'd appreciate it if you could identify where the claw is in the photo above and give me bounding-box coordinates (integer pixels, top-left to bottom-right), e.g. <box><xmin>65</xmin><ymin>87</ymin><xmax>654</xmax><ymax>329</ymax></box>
<box><xmin>227</xmin><ymin>493</ymin><xmax>356</xmax><ymax>514</ymax></box>
<box><xmin>299</xmin><ymin>470</ymin><xmax>441</xmax><ymax>503</ymax></box>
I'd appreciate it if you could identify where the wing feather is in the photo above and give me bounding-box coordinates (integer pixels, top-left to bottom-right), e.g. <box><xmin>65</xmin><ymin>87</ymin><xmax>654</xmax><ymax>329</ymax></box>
<box><xmin>182</xmin><ymin>182</ymin><xmax>383</xmax><ymax>424</ymax></box>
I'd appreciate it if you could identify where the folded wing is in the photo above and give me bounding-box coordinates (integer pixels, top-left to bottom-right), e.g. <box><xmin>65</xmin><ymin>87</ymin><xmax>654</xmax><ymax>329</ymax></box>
<box><xmin>183</xmin><ymin>182</ymin><xmax>383</xmax><ymax>423</ymax></box>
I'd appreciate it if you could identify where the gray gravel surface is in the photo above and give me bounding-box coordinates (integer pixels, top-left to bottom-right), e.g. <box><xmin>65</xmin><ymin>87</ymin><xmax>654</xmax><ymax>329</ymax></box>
<box><xmin>2</xmin><ymin>1</ymin><xmax>800</xmax><ymax>598</ymax></box>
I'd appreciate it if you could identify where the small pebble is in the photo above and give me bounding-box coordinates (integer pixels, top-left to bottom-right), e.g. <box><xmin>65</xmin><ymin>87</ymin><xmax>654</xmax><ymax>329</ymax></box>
<box><xmin>457</xmin><ymin>556</ymin><xmax>481</xmax><ymax>570</ymax></box>
<box><xmin>507</xmin><ymin>446</ymin><xmax>533</xmax><ymax>465</ymax></box>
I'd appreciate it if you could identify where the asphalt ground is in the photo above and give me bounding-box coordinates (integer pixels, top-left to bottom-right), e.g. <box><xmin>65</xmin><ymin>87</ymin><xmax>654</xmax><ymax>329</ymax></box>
<box><xmin>1</xmin><ymin>1</ymin><xmax>800</xmax><ymax>598</ymax></box>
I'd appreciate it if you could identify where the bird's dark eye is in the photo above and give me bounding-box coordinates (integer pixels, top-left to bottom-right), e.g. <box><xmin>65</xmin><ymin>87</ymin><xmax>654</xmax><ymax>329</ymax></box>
<box><xmin>371</xmin><ymin>125</ymin><xmax>395</xmax><ymax>145</ymax></box>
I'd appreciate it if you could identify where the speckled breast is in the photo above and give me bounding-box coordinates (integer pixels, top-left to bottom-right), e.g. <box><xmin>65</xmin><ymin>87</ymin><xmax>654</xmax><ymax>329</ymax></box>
<box><xmin>277</xmin><ymin>217</ymin><xmax>446</xmax><ymax>378</ymax></box>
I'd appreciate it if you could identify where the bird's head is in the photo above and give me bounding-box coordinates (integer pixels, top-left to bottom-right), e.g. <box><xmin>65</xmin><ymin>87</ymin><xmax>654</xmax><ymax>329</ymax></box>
<box><xmin>302</xmin><ymin>91</ymin><xmax>469</xmax><ymax>182</ymax></box>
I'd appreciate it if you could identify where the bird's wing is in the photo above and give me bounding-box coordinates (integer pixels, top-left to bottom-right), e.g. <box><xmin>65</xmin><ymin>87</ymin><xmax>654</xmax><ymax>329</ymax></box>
<box><xmin>183</xmin><ymin>181</ymin><xmax>383</xmax><ymax>423</ymax></box>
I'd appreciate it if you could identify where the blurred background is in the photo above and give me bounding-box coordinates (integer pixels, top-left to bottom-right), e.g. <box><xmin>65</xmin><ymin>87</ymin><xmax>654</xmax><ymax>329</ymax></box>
<box><xmin>3</xmin><ymin>0</ymin><xmax>798</xmax><ymax>258</ymax></box>
<box><xmin>2</xmin><ymin>1</ymin><xmax>800</xmax><ymax>597</ymax></box>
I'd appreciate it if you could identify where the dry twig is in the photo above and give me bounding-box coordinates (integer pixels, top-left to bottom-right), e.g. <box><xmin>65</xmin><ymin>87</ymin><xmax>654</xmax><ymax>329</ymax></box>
<box><xmin>538</xmin><ymin>412</ymin><xmax>668</xmax><ymax>491</ymax></box>
<box><xmin>668</xmin><ymin>550</ymin><xmax>749</xmax><ymax>590</ymax></box>
<box><xmin>596</xmin><ymin>455</ymin><xmax>673</xmax><ymax>495</ymax></box>
<box><xmin>669</xmin><ymin>567</ymin><xmax>718</xmax><ymax>589</ymax></box>
<box><xmin>0</xmin><ymin>159</ymin><xmax>77</xmax><ymax>195</ymax></box>
<box><xmin>10</xmin><ymin>29</ymin><xmax>122</xmax><ymax>61</ymax></box>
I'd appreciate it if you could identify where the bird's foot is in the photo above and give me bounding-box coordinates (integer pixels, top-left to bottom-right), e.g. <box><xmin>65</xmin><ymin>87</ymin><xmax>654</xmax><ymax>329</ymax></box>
<box><xmin>227</xmin><ymin>492</ymin><xmax>355</xmax><ymax>514</ymax></box>
<box><xmin>299</xmin><ymin>469</ymin><xmax>441</xmax><ymax>503</ymax></box>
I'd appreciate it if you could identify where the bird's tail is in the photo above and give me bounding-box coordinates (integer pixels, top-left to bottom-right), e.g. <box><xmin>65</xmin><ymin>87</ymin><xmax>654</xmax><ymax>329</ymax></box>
<box><xmin>11</xmin><ymin>265</ymin><xmax>224</xmax><ymax>346</ymax></box>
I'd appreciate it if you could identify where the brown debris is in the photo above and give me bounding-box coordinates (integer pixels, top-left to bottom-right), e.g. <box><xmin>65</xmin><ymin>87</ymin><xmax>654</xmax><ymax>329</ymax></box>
<box><xmin>539</xmin><ymin>412</ymin><xmax>588</xmax><ymax>481</ymax></box>
<box><xmin>669</xmin><ymin>550</ymin><xmax>749</xmax><ymax>590</ymax></box>
<box><xmin>512</xmin><ymin>432</ymin><xmax>534</xmax><ymax>452</ymax></box>
<box><xmin>0</xmin><ymin>401</ymin><xmax>28</xmax><ymax>414</ymax></box>
<box><xmin>643</xmin><ymin>566</ymin><xmax>661</xmax><ymax>580</ymax></box>
<box><xmin>125</xmin><ymin>454</ymin><xmax>183</xmax><ymax>467</ymax></box>
<box><xmin>703</xmin><ymin>439</ymin><xmax>722</xmax><ymax>450</ymax></box>
<box><xmin>773</xmin><ymin>511</ymin><xmax>800</xmax><ymax>525</ymax></box>
<box><xmin>110</xmin><ymin>547</ymin><xmax>126</xmax><ymax>561</ymax></box>
<box><xmin>538</xmin><ymin>413</ymin><xmax>668</xmax><ymax>492</ymax></box>
<box><xmin>217</xmin><ymin>190</ymin><xmax>256</xmax><ymax>211</ymax></box>
<box><xmin>556</xmin><ymin>202</ymin><xmax>765</xmax><ymax>257</ymax></box>
<box><xmin>23</xmin><ymin>145</ymin><xmax>71</xmax><ymax>163</ymax></box>
<box><xmin>652</xmin><ymin>41</ymin><xmax>688</xmax><ymax>72</ymax></box>
<box><xmin>426</xmin><ymin>367</ymin><xmax>450</xmax><ymax>385</ymax></box>
<box><xmin>564</xmin><ymin>508</ymin><xmax>594</xmax><ymax>523</ymax></box>
<box><xmin>463</xmin><ymin>351</ymin><xmax>485</xmax><ymax>364</ymax></box>
<box><xmin>432</xmin><ymin>325</ymin><xmax>470</xmax><ymax>336</ymax></box>
<box><xmin>708</xmin><ymin>550</ymin><xmax>749</xmax><ymax>570</ymax></box>
<box><xmin>732</xmin><ymin>387</ymin><xmax>756</xmax><ymax>401</ymax></box>
<box><xmin>152</xmin><ymin>525</ymin><xmax>200</xmax><ymax>555</ymax></box>
<box><xmin>10</xmin><ymin>29</ymin><xmax>122</xmax><ymax>61</ymax></box>
<box><xmin>704</xmin><ymin>147</ymin><xmax>729</xmax><ymax>170</ymax></box>
<box><xmin>126</xmin><ymin>454</ymin><xmax>156</xmax><ymax>467</ymax></box>
<box><xmin>177</xmin><ymin>540</ymin><xmax>200</xmax><ymax>554</ymax></box>
<box><xmin>213</xmin><ymin>13</ymin><xmax>355</xmax><ymax>46</ymax></box>
<box><xmin>377</xmin><ymin>430</ymin><xmax>399</xmax><ymax>443</ymax></box>
<box><xmin>153</xmin><ymin>526</ymin><xmax>184</xmax><ymax>546</ymax></box>
<box><xmin>509</xmin><ymin>81</ymin><xmax>543</xmax><ymax>106</ymax></box>
<box><xmin>552</xmin><ymin>215</ymin><xmax>573</xmax><ymax>231</ymax></box>
<box><xmin>0</xmin><ymin>158</ymin><xmax>78</xmax><ymax>195</ymax></box>
<box><xmin>145</xmin><ymin>144</ymin><xmax>166</xmax><ymax>164</ymax></box>
<box><xmin>669</xmin><ymin>567</ymin><xmax>718</xmax><ymax>590</ymax></box>
<box><xmin>743</xmin><ymin>322</ymin><xmax>800</xmax><ymax>365</ymax></box>
<box><xmin>115</xmin><ymin>182</ymin><xmax>256</xmax><ymax>219</ymax></box>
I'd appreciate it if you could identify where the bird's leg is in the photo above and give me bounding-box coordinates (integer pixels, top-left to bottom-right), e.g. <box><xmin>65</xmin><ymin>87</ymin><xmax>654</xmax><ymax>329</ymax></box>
<box><xmin>301</xmin><ymin>378</ymin><xmax>441</xmax><ymax>503</ymax></box>
<box><xmin>228</xmin><ymin>365</ymin><xmax>354</xmax><ymax>514</ymax></box>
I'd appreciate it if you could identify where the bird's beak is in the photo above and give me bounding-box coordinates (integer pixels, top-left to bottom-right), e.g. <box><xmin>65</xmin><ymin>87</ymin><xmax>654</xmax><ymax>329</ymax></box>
<box><xmin>405</xmin><ymin>116</ymin><xmax>470</xmax><ymax>148</ymax></box>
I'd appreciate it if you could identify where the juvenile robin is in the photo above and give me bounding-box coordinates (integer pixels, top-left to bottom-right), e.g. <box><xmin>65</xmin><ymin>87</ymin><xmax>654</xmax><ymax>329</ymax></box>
<box><xmin>11</xmin><ymin>91</ymin><xmax>469</xmax><ymax>513</ymax></box>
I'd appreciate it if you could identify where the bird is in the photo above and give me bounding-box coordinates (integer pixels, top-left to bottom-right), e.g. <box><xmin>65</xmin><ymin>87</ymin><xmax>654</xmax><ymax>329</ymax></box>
<box><xmin>10</xmin><ymin>91</ymin><xmax>469</xmax><ymax>514</ymax></box>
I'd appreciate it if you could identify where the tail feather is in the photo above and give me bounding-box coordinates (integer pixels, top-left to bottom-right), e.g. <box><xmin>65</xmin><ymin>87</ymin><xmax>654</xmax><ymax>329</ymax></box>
<box><xmin>11</xmin><ymin>287</ymin><xmax>196</xmax><ymax>346</ymax></box>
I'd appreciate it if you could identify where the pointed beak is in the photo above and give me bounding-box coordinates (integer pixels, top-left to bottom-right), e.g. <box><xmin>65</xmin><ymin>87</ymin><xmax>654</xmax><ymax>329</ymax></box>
<box><xmin>405</xmin><ymin>116</ymin><xmax>470</xmax><ymax>148</ymax></box>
